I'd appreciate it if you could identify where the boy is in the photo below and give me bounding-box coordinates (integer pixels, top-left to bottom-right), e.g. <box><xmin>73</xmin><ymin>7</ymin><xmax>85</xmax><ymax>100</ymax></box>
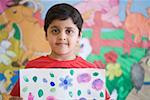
<box><xmin>8</xmin><ymin>3</ymin><xmax>101</xmax><ymax>99</ymax></box>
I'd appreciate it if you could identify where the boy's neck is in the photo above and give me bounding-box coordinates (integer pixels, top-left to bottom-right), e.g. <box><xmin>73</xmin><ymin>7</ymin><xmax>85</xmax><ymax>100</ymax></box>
<box><xmin>49</xmin><ymin>52</ymin><xmax>76</xmax><ymax>61</ymax></box>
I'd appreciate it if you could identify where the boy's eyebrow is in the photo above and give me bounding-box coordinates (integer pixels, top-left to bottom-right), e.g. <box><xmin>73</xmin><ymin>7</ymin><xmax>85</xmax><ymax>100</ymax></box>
<box><xmin>50</xmin><ymin>26</ymin><xmax>58</xmax><ymax>29</ymax></box>
<box><xmin>50</xmin><ymin>26</ymin><xmax>76</xmax><ymax>30</ymax></box>
<box><xmin>65</xmin><ymin>27</ymin><xmax>75</xmax><ymax>30</ymax></box>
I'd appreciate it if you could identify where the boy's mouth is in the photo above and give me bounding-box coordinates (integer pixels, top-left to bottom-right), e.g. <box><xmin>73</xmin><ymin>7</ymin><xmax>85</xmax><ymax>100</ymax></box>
<box><xmin>56</xmin><ymin>43</ymin><xmax>68</xmax><ymax>46</ymax></box>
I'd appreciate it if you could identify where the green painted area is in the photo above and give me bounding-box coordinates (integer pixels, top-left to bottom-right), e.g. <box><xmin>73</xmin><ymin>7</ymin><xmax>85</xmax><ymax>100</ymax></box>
<box><xmin>23</xmin><ymin>76</ymin><xmax>29</xmax><ymax>82</ymax></box>
<box><xmin>86</xmin><ymin>54</ymin><xmax>104</xmax><ymax>63</ymax></box>
<box><xmin>142</xmin><ymin>37</ymin><xmax>149</xmax><ymax>41</ymax></box>
<box><xmin>130</xmin><ymin>48</ymin><xmax>146</xmax><ymax>62</ymax></box>
<box><xmin>93</xmin><ymin>72</ymin><xmax>99</xmax><ymax>76</ymax></box>
<box><xmin>50</xmin><ymin>73</ymin><xmax>55</xmax><ymax>78</ymax></box>
<box><xmin>12</xmin><ymin>23</ymin><xmax>21</xmax><ymax>40</ymax></box>
<box><xmin>77</xmin><ymin>90</ymin><xmax>81</xmax><ymax>96</ymax></box>
<box><xmin>38</xmin><ymin>89</ymin><xmax>44</xmax><ymax>97</ymax></box>
<box><xmin>70</xmin><ymin>69</ymin><xmax>74</xmax><ymax>76</ymax></box>
<box><xmin>100</xmin><ymin>47</ymin><xmax>123</xmax><ymax>55</ymax></box>
<box><xmin>50</xmin><ymin>88</ymin><xmax>56</xmax><ymax>92</ymax></box>
<box><xmin>82</xmin><ymin>29</ymin><xmax>92</xmax><ymax>38</ymax></box>
<box><xmin>107</xmin><ymin>55</ymin><xmax>134</xmax><ymax>100</ymax></box>
<box><xmin>86</xmin><ymin>47</ymin><xmax>123</xmax><ymax>63</ymax></box>
<box><xmin>132</xmin><ymin>34</ymin><xmax>149</xmax><ymax>41</ymax></box>
<box><xmin>100</xmin><ymin>92</ymin><xmax>104</xmax><ymax>97</ymax></box>
<box><xmin>0</xmin><ymin>24</ymin><xmax>5</xmax><ymax>30</ymax></box>
<box><xmin>101</xmin><ymin>29</ymin><xmax>125</xmax><ymax>40</ymax></box>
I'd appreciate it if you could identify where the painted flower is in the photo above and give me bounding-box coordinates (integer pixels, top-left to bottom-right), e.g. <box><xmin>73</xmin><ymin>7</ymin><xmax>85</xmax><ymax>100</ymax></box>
<box><xmin>104</xmin><ymin>51</ymin><xmax>118</xmax><ymax>63</ymax></box>
<box><xmin>106</xmin><ymin>63</ymin><xmax>122</xmax><ymax>80</ymax></box>
<box><xmin>0</xmin><ymin>40</ymin><xmax>16</xmax><ymax>65</ymax></box>
<box><xmin>59</xmin><ymin>75</ymin><xmax>73</xmax><ymax>90</ymax></box>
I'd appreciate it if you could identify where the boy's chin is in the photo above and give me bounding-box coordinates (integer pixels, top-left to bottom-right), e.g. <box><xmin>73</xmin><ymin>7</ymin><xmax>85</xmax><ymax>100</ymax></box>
<box><xmin>55</xmin><ymin>51</ymin><xmax>70</xmax><ymax>55</ymax></box>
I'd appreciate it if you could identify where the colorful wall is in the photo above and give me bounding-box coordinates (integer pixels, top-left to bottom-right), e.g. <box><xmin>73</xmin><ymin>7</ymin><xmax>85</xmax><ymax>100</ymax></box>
<box><xmin>0</xmin><ymin>0</ymin><xmax>150</xmax><ymax>99</ymax></box>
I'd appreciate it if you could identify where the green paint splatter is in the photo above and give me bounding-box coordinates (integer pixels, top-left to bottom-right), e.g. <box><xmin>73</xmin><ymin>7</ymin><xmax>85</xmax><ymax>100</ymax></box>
<box><xmin>69</xmin><ymin>91</ymin><xmax>73</xmax><ymax>97</ymax></box>
<box><xmin>22</xmin><ymin>86</ymin><xmax>28</xmax><ymax>93</ymax></box>
<box><xmin>100</xmin><ymin>92</ymin><xmax>104</xmax><ymax>97</ymax></box>
<box><xmin>0</xmin><ymin>24</ymin><xmax>5</xmax><ymax>30</ymax></box>
<box><xmin>93</xmin><ymin>72</ymin><xmax>99</xmax><ymax>76</ymax></box>
<box><xmin>38</xmin><ymin>89</ymin><xmax>43</xmax><ymax>97</ymax></box>
<box><xmin>12</xmin><ymin>23</ymin><xmax>21</xmax><ymax>40</ymax></box>
<box><xmin>50</xmin><ymin>73</ymin><xmax>54</xmax><ymax>78</ymax></box>
<box><xmin>70</xmin><ymin>70</ymin><xmax>74</xmax><ymax>76</ymax></box>
<box><xmin>77</xmin><ymin>90</ymin><xmax>81</xmax><ymax>96</ymax></box>
<box><xmin>23</xmin><ymin>76</ymin><xmax>29</xmax><ymax>82</ymax></box>
<box><xmin>33</xmin><ymin>76</ymin><xmax>37</xmax><ymax>82</ymax></box>
<box><xmin>50</xmin><ymin>88</ymin><xmax>56</xmax><ymax>92</ymax></box>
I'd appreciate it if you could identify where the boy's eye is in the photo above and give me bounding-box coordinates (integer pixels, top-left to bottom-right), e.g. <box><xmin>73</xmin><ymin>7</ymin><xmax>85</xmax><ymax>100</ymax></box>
<box><xmin>51</xmin><ymin>29</ymin><xmax>60</xmax><ymax>35</ymax></box>
<box><xmin>66</xmin><ymin>29</ymin><xmax>73</xmax><ymax>35</ymax></box>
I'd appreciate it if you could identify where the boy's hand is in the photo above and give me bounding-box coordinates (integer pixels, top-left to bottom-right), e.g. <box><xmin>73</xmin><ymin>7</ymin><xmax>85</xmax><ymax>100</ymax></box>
<box><xmin>9</xmin><ymin>96</ymin><xmax>23</xmax><ymax>100</ymax></box>
<box><xmin>1</xmin><ymin>93</ymin><xmax>11</xmax><ymax>100</ymax></box>
<box><xmin>1</xmin><ymin>93</ymin><xmax>22</xmax><ymax>100</ymax></box>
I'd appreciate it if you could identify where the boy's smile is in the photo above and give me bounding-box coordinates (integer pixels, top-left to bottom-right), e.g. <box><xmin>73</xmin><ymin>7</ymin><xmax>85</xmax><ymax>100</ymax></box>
<box><xmin>46</xmin><ymin>18</ymin><xmax>81</xmax><ymax>60</ymax></box>
<box><xmin>56</xmin><ymin>43</ymin><xmax>68</xmax><ymax>47</ymax></box>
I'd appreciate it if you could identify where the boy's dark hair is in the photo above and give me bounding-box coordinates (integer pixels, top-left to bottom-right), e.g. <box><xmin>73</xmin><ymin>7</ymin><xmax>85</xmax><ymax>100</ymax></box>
<box><xmin>44</xmin><ymin>3</ymin><xmax>83</xmax><ymax>37</ymax></box>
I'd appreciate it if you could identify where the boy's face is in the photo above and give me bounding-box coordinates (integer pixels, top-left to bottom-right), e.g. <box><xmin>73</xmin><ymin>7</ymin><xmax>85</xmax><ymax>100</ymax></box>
<box><xmin>46</xmin><ymin>18</ymin><xmax>80</xmax><ymax>57</ymax></box>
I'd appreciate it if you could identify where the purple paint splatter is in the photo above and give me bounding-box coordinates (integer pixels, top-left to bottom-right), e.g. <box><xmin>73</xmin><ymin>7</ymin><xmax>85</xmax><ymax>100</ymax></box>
<box><xmin>43</xmin><ymin>78</ymin><xmax>48</xmax><ymax>83</ymax></box>
<box><xmin>92</xmin><ymin>79</ymin><xmax>104</xmax><ymax>91</ymax></box>
<box><xmin>77</xmin><ymin>73</ymin><xmax>91</xmax><ymax>83</ymax></box>
<box><xmin>79</xmin><ymin>97</ymin><xmax>87</xmax><ymax>100</ymax></box>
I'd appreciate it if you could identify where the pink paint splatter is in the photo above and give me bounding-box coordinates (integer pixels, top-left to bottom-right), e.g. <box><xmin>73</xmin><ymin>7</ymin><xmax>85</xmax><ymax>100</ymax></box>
<box><xmin>109</xmin><ymin>0</ymin><xmax>119</xmax><ymax>7</ymax></box>
<box><xmin>0</xmin><ymin>0</ymin><xmax>15</xmax><ymax>13</ymax></box>
<box><xmin>46</xmin><ymin>96</ymin><xmax>56</xmax><ymax>100</ymax></box>
<box><xmin>28</xmin><ymin>92</ymin><xmax>34</xmax><ymax>100</ymax></box>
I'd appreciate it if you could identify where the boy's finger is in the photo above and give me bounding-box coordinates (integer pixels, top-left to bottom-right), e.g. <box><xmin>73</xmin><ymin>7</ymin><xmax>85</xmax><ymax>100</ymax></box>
<box><xmin>9</xmin><ymin>96</ymin><xmax>23</xmax><ymax>100</ymax></box>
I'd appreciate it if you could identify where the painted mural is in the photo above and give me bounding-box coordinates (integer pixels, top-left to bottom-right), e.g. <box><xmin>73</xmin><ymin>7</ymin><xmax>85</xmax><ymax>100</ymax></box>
<box><xmin>0</xmin><ymin>0</ymin><xmax>149</xmax><ymax>99</ymax></box>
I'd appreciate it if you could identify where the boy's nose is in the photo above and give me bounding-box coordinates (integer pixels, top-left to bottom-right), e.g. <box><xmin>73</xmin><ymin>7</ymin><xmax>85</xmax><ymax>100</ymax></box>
<box><xmin>58</xmin><ymin>33</ymin><xmax>66</xmax><ymax>40</ymax></box>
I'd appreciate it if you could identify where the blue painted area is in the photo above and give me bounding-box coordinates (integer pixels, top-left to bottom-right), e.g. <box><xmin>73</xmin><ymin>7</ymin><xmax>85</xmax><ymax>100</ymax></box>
<box><xmin>0</xmin><ymin>73</ymin><xmax>6</xmax><ymax>81</ymax></box>
<box><xmin>40</xmin><ymin>0</ymin><xmax>82</xmax><ymax>19</ymax></box>
<box><xmin>119</xmin><ymin>0</ymin><xmax>127</xmax><ymax>21</ymax></box>
<box><xmin>144</xmin><ymin>82</ymin><xmax>150</xmax><ymax>85</ymax></box>
<box><xmin>11</xmin><ymin>70</ymin><xmax>19</xmax><ymax>84</ymax></box>
<box><xmin>0</xmin><ymin>71</ymin><xmax>19</xmax><ymax>92</ymax></box>
<box><xmin>40</xmin><ymin>0</ymin><xmax>150</xmax><ymax>22</ymax></box>
<box><xmin>101</xmin><ymin>28</ymin><xmax>117</xmax><ymax>32</ymax></box>
<box><xmin>119</xmin><ymin>0</ymin><xmax>150</xmax><ymax>21</ymax></box>
<box><xmin>7</xmin><ymin>70</ymin><xmax>19</xmax><ymax>92</ymax></box>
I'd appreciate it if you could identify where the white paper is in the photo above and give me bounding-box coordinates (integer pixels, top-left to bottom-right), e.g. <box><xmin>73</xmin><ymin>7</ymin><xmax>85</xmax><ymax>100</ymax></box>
<box><xmin>20</xmin><ymin>68</ymin><xmax>105</xmax><ymax>100</ymax></box>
